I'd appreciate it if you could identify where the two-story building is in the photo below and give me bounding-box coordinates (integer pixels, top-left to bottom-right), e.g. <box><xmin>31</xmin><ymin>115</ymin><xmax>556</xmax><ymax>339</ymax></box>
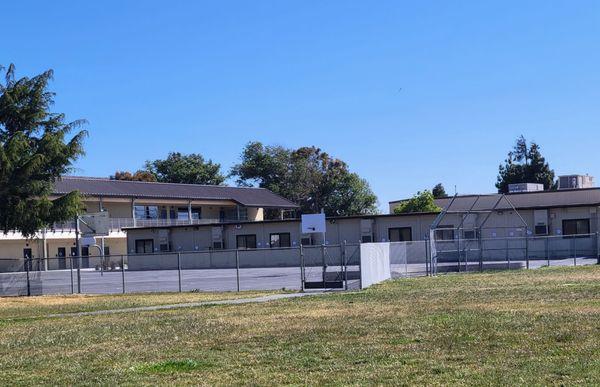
<box><xmin>0</xmin><ymin>176</ymin><xmax>299</xmax><ymax>267</ymax></box>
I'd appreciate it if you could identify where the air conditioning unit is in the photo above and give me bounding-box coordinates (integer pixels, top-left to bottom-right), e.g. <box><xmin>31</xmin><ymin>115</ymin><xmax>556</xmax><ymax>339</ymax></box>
<box><xmin>558</xmin><ymin>175</ymin><xmax>595</xmax><ymax>190</ymax></box>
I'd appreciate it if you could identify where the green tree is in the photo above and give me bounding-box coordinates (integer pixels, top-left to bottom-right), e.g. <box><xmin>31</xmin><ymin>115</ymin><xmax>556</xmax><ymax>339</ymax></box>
<box><xmin>432</xmin><ymin>183</ymin><xmax>447</xmax><ymax>199</ymax></box>
<box><xmin>144</xmin><ymin>152</ymin><xmax>225</xmax><ymax>185</ymax></box>
<box><xmin>496</xmin><ymin>135</ymin><xmax>555</xmax><ymax>193</ymax></box>
<box><xmin>0</xmin><ymin>64</ymin><xmax>87</xmax><ymax>236</ymax></box>
<box><xmin>393</xmin><ymin>190</ymin><xmax>441</xmax><ymax>214</ymax></box>
<box><xmin>111</xmin><ymin>170</ymin><xmax>157</xmax><ymax>182</ymax></box>
<box><xmin>230</xmin><ymin>142</ymin><xmax>378</xmax><ymax>216</ymax></box>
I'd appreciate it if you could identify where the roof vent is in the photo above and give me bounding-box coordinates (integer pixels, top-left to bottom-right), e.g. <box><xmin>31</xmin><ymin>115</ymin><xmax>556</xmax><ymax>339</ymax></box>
<box><xmin>508</xmin><ymin>183</ymin><xmax>544</xmax><ymax>193</ymax></box>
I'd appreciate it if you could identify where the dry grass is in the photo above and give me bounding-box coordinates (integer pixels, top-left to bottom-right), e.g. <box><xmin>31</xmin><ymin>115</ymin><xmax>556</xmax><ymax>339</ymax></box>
<box><xmin>0</xmin><ymin>266</ymin><xmax>599</xmax><ymax>385</ymax></box>
<box><xmin>0</xmin><ymin>290</ymin><xmax>281</xmax><ymax>319</ymax></box>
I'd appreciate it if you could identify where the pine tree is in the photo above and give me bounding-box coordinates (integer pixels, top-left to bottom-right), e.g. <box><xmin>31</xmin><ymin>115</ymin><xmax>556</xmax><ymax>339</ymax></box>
<box><xmin>0</xmin><ymin>64</ymin><xmax>87</xmax><ymax>236</ymax></box>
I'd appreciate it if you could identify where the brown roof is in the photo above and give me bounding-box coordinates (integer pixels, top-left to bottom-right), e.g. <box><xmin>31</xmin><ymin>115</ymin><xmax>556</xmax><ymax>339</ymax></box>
<box><xmin>53</xmin><ymin>176</ymin><xmax>299</xmax><ymax>208</ymax></box>
<box><xmin>391</xmin><ymin>188</ymin><xmax>600</xmax><ymax>212</ymax></box>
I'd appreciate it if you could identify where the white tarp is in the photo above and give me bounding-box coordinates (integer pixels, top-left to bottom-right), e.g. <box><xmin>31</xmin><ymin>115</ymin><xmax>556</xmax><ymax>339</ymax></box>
<box><xmin>360</xmin><ymin>242</ymin><xmax>391</xmax><ymax>288</ymax></box>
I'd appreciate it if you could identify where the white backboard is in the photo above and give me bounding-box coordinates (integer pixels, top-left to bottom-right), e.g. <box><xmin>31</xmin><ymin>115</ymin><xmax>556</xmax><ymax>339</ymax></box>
<box><xmin>79</xmin><ymin>212</ymin><xmax>110</xmax><ymax>236</ymax></box>
<box><xmin>301</xmin><ymin>213</ymin><xmax>326</xmax><ymax>234</ymax></box>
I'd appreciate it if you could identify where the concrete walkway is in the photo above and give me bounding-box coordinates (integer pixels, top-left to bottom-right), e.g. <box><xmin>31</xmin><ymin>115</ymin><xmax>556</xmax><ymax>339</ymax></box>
<box><xmin>44</xmin><ymin>291</ymin><xmax>328</xmax><ymax>319</ymax></box>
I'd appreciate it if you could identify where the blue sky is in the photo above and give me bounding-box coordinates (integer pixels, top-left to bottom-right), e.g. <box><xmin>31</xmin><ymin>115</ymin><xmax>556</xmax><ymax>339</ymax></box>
<box><xmin>4</xmin><ymin>1</ymin><xmax>600</xmax><ymax>211</ymax></box>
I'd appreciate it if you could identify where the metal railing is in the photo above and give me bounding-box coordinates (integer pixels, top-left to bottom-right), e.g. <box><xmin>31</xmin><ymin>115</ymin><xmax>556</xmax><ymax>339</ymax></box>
<box><xmin>47</xmin><ymin>217</ymin><xmax>254</xmax><ymax>232</ymax></box>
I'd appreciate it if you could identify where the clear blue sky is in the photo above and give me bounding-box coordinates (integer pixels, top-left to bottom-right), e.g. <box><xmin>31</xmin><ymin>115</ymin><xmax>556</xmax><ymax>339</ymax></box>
<box><xmin>4</xmin><ymin>1</ymin><xmax>600</xmax><ymax>211</ymax></box>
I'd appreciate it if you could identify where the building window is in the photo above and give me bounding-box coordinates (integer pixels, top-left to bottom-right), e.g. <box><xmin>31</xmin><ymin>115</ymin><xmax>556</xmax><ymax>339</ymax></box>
<box><xmin>270</xmin><ymin>233</ymin><xmax>291</xmax><ymax>248</ymax></box>
<box><xmin>159</xmin><ymin>243</ymin><xmax>170</xmax><ymax>252</ymax></box>
<box><xmin>81</xmin><ymin>246</ymin><xmax>89</xmax><ymax>257</ymax></box>
<box><xmin>388</xmin><ymin>227</ymin><xmax>412</xmax><ymax>242</ymax></box>
<box><xmin>135</xmin><ymin>239</ymin><xmax>154</xmax><ymax>254</ymax></box>
<box><xmin>535</xmin><ymin>225</ymin><xmax>548</xmax><ymax>236</ymax></box>
<box><xmin>134</xmin><ymin>205</ymin><xmax>159</xmax><ymax>219</ymax></box>
<box><xmin>236</xmin><ymin>234</ymin><xmax>257</xmax><ymax>249</ymax></box>
<box><xmin>562</xmin><ymin>219</ymin><xmax>590</xmax><ymax>237</ymax></box>
<box><xmin>301</xmin><ymin>237</ymin><xmax>313</xmax><ymax>246</ymax></box>
<box><xmin>361</xmin><ymin>235</ymin><xmax>373</xmax><ymax>243</ymax></box>
<box><xmin>435</xmin><ymin>225</ymin><xmax>455</xmax><ymax>241</ymax></box>
<box><xmin>463</xmin><ymin>230</ymin><xmax>478</xmax><ymax>240</ymax></box>
<box><xmin>104</xmin><ymin>246</ymin><xmax>110</xmax><ymax>256</ymax></box>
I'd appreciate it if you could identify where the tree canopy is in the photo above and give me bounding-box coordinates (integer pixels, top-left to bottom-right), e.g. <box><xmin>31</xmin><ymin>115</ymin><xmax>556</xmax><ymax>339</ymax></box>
<box><xmin>143</xmin><ymin>152</ymin><xmax>225</xmax><ymax>185</ymax></box>
<box><xmin>230</xmin><ymin>142</ymin><xmax>378</xmax><ymax>216</ymax></box>
<box><xmin>496</xmin><ymin>135</ymin><xmax>555</xmax><ymax>193</ymax></box>
<box><xmin>111</xmin><ymin>170</ymin><xmax>157</xmax><ymax>182</ymax></box>
<box><xmin>0</xmin><ymin>64</ymin><xmax>87</xmax><ymax>236</ymax></box>
<box><xmin>432</xmin><ymin>183</ymin><xmax>448</xmax><ymax>199</ymax></box>
<box><xmin>393</xmin><ymin>190</ymin><xmax>441</xmax><ymax>214</ymax></box>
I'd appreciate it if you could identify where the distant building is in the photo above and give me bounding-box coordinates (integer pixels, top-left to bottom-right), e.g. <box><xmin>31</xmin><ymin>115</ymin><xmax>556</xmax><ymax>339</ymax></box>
<box><xmin>0</xmin><ymin>176</ymin><xmax>298</xmax><ymax>267</ymax></box>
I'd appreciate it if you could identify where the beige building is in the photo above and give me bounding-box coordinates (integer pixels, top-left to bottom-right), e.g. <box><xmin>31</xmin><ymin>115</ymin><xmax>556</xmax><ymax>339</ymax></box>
<box><xmin>125</xmin><ymin>187</ymin><xmax>600</xmax><ymax>258</ymax></box>
<box><xmin>0</xmin><ymin>176</ymin><xmax>298</xmax><ymax>268</ymax></box>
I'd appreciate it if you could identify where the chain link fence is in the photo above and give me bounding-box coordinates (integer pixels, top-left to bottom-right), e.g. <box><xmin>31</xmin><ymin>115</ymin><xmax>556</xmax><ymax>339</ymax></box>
<box><xmin>0</xmin><ymin>243</ymin><xmax>361</xmax><ymax>296</ymax></box>
<box><xmin>431</xmin><ymin>231</ymin><xmax>600</xmax><ymax>274</ymax></box>
<box><xmin>2</xmin><ymin>233</ymin><xmax>598</xmax><ymax>296</ymax></box>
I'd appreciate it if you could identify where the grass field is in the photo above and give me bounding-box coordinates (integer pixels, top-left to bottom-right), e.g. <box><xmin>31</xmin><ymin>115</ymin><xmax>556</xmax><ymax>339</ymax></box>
<box><xmin>1</xmin><ymin>266</ymin><xmax>599</xmax><ymax>385</ymax></box>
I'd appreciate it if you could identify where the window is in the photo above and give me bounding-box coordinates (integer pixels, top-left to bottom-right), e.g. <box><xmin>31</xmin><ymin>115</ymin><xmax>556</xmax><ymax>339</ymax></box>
<box><xmin>301</xmin><ymin>237</ymin><xmax>313</xmax><ymax>246</ymax></box>
<box><xmin>57</xmin><ymin>247</ymin><xmax>66</xmax><ymax>257</ymax></box>
<box><xmin>177</xmin><ymin>208</ymin><xmax>189</xmax><ymax>220</ymax></box>
<box><xmin>463</xmin><ymin>230</ymin><xmax>477</xmax><ymax>240</ymax></box>
<box><xmin>135</xmin><ymin>239</ymin><xmax>155</xmax><ymax>254</ymax></box>
<box><xmin>104</xmin><ymin>246</ymin><xmax>110</xmax><ymax>256</ymax></box>
<box><xmin>388</xmin><ymin>227</ymin><xmax>412</xmax><ymax>242</ymax></box>
<box><xmin>159</xmin><ymin>243</ymin><xmax>170</xmax><ymax>252</ymax></box>
<box><xmin>535</xmin><ymin>225</ymin><xmax>548</xmax><ymax>236</ymax></box>
<box><xmin>81</xmin><ymin>246</ymin><xmax>89</xmax><ymax>257</ymax></box>
<box><xmin>134</xmin><ymin>205</ymin><xmax>158</xmax><ymax>219</ymax></box>
<box><xmin>236</xmin><ymin>234</ymin><xmax>257</xmax><ymax>249</ymax></box>
<box><xmin>361</xmin><ymin>235</ymin><xmax>373</xmax><ymax>243</ymax></box>
<box><xmin>270</xmin><ymin>233</ymin><xmax>291</xmax><ymax>248</ymax></box>
<box><xmin>435</xmin><ymin>225</ymin><xmax>455</xmax><ymax>241</ymax></box>
<box><xmin>562</xmin><ymin>219</ymin><xmax>590</xmax><ymax>237</ymax></box>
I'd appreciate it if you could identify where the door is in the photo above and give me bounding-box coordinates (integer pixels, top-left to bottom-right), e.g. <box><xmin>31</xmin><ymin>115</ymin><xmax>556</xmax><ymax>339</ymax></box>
<box><xmin>57</xmin><ymin>247</ymin><xmax>67</xmax><ymax>269</ymax></box>
<box><xmin>71</xmin><ymin>247</ymin><xmax>79</xmax><ymax>268</ymax></box>
<box><xmin>81</xmin><ymin>246</ymin><xmax>90</xmax><ymax>268</ymax></box>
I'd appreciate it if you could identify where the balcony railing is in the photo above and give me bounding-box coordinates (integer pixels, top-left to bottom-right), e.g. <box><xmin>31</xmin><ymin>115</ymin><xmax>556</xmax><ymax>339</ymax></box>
<box><xmin>48</xmin><ymin>217</ymin><xmax>250</xmax><ymax>232</ymax></box>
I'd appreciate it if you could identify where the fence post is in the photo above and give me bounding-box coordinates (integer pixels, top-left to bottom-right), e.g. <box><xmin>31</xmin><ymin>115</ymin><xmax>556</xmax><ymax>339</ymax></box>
<box><xmin>597</xmin><ymin>232</ymin><xmax>600</xmax><ymax>265</ymax></box>
<box><xmin>77</xmin><ymin>255</ymin><xmax>82</xmax><ymax>294</ymax></box>
<box><xmin>525</xmin><ymin>235</ymin><xmax>530</xmax><ymax>270</ymax></box>
<box><xmin>25</xmin><ymin>258</ymin><xmax>31</xmax><ymax>296</ymax></box>
<box><xmin>546</xmin><ymin>236</ymin><xmax>550</xmax><ymax>267</ymax></box>
<box><xmin>456</xmin><ymin>232</ymin><xmax>461</xmax><ymax>273</ymax></box>
<box><xmin>573</xmin><ymin>238</ymin><xmax>577</xmax><ymax>267</ymax></box>
<box><xmin>121</xmin><ymin>255</ymin><xmax>126</xmax><ymax>294</ymax></box>
<box><xmin>321</xmin><ymin>244</ymin><xmax>326</xmax><ymax>289</ymax></box>
<box><xmin>300</xmin><ymin>244</ymin><xmax>305</xmax><ymax>292</ymax></box>
<box><xmin>425</xmin><ymin>238</ymin><xmax>429</xmax><ymax>276</ymax></box>
<box><xmin>235</xmin><ymin>249</ymin><xmax>240</xmax><ymax>292</ymax></box>
<box><xmin>70</xmin><ymin>256</ymin><xmax>74</xmax><ymax>294</ymax></box>
<box><xmin>177</xmin><ymin>253</ymin><xmax>182</xmax><ymax>293</ymax></box>
<box><xmin>478</xmin><ymin>233</ymin><xmax>483</xmax><ymax>272</ymax></box>
<box><xmin>342</xmin><ymin>241</ymin><xmax>348</xmax><ymax>290</ymax></box>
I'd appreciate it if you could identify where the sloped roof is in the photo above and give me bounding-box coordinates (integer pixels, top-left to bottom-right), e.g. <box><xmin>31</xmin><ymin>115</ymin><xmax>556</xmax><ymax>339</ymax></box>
<box><xmin>391</xmin><ymin>188</ymin><xmax>600</xmax><ymax>212</ymax></box>
<box><xmin>53</xmin><ymin>176</ymin><xmax>299</xmax><ymax>208</ymax></box>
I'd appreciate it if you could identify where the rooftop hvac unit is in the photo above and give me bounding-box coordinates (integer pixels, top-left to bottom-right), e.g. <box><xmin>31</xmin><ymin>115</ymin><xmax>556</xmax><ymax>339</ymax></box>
<box><xmin>558</xmin><ymin>175</ymin><xmax>595</xmax><ymax>190</ymax></box>
<box><xmin>508</xmin><ymin>183</ymin><xmax>544</xmax><ymax>193</ymax></box>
